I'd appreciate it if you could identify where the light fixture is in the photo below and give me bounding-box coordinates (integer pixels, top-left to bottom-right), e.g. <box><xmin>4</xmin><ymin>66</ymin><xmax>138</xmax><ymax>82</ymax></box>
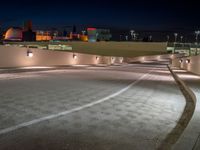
<box><xmin>27</xmin><ymin>50</ymin><xmax>33</xmax><ymax>57</ymax></box>
<box><xmin>120</xmin><ymin>57</ymin><xmax>123</xmax><ymax>63</ymax></box>
<box><xmin>179</xmin><ymin>59</ymin><xmax>183</xmax><ymax>63</ymax></box>
<box><xmin>73</xmin><ymin>54</ymin><xmax>77</xmax><ymax>59</ymax></box>
<box><xmin>186</xmin><ymin>59</ymin><xmax>190</xmax><ymax>64</ymax></box>
<box><xmin>96</xmin><ymin>56</ymin><xmax>99</xmax><ymax>60</ymax></box>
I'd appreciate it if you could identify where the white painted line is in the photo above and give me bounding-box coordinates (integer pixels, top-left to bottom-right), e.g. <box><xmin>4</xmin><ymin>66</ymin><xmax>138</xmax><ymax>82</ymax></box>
<box><xmin>0</xmin><ymin>71</ymin><xmax>151</xmax><ymax>135</ymax></box>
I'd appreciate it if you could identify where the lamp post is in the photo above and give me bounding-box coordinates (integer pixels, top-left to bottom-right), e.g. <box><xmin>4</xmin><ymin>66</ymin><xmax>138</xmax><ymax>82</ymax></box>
<box><xmin>82</xmin><ymin>30</ymin><xmax>86</xmax><ymax>35</ymax></box>
<box><xmin>174</xmin><ymin>33</ymin><xmax>178</xmax><ymax>43</ymax></box>
<box><xmin>125</xmin><ymin>35</ymin><xmax>128</xmax><ymax>41</ymax></box>
<box><xmin>130</xmin><ymin>30</ymin><xmax>134</xmax><ymax>41</ymax></box>
<box><xmin>166</xmin><ymin>35</ymin><xmax>169</xmax><ymax>42</ymax></box>
<box><xmin>195</xmin><ymin>30</ymin><xmax>200</xmax><ymax>55</ymax></box>
<box><xmin>180</xmin><ymin>36</ymin><xmax>183</xmax><ymax>43</ymax></box>
<box><xmin>195</xmin><ymin>30</ymin><xmax>200</xmax><ymax>43</ymax></box>
<box><xmin>173</xmin><ymin>33</ymin><xmax>178</xmax><ymax>53</ymax></box>
<box><xmin>149</xmin><ymin>35</ymin><xmax>152</xmax><ymax>42</ymax></box>
<box><xmin>133</xmin><ymin>33</ymin><xmax>137</xmax><ymax>41</ymax></box>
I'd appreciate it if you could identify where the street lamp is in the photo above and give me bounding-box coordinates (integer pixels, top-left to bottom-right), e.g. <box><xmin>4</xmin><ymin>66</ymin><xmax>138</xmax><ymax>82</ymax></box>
<box><xmin>149</xmin><ymin>35</ymin><xmax>152</xmax><ymax>41</ymax></box>
<box><xmin>82</xmin><ymin>30</ymin><xmax>86</xmax><ymax>35</ymax></box>
<box><xmin>125</xmin><ymin>35</ymin><xmax>128</xmax><ymax>41</ymax></box>
<box><xmin>195</xmin><ymin>30</ymin><xmax>200</xmax><ymax>43</ymax></box>
<box><xmin>180</xmin><ymin>36</ymin><xmax>183</xmax><ymax>43</ymax></box>
<box><xmin>173</xmin><ymin>33</ymin><xmax>178</xmax><ymax>54</ymax></box>
<box><xmin>133</xmin><ymin>33</ymin><xmax>137</xmax><ymax>41</ymax></box>
<box><xmin>195</xmin><ymin>30</ymin><xmax>200</xmax><ymax>55</ymax></box>
<box><xmin>174</xmin><ymin>33</ymin><xmax>178</xmax><ymax>43</ymax></box>
<box><xmin>130</xmin><ymin>30</ymin><xmax>134</xmax><ymax>41</ymax></box>
<box><xmin>166</xmin><ymin>35</ymin><xmax>170</xmax><ymax>42</ymax></box>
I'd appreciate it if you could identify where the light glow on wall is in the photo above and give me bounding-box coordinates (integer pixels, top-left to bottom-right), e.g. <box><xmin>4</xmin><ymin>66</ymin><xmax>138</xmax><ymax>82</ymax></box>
<box><xmin>27</xmin><ymin>50</ymin><xmax>33</xmax><ymax>58</ymax></box>
<box><xmin>186</xmin><ymin>59</ymin><xmax>190</xmax><ymax>64</ymax></box>
<box><xmin>96</xmin><ymin>56</ymin><xmax>99</xmax><ymax>60</ymax></box>
<box><xmin>73</xmin><ymin>54</ymin><xmax>77</xmax><ymax>59</ymax></box>
<box><xmin>120</xmin><ymin>57</ymin><xmax>124</xmax><ymax>63</ymax></box>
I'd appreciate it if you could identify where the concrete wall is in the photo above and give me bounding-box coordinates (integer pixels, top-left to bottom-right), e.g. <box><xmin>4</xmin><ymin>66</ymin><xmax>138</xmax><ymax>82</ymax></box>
<box><xmin>125</xmin><ymin>54</ymin><xmax>184</xmax><ymax>63</ymax></box>
<box><xmin>172</xmin><ymin>55</ymin><xmax>200</xmax><ymax>75</ymax></box>
<box><xmin>0</xmin><ymin>45</ymin><xmax>116</xmax><ymax>68</ymax></box>
<box><xmin>7</xmin><ymin>41</ymin><xmax>167</xmax><ymax>57</ymax></box>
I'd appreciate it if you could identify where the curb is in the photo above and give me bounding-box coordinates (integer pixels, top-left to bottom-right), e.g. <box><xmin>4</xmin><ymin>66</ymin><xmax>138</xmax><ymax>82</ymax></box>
<box><xmin>168</xmin><ymin>65</ymin><xmax>196</xmax><ymax>105</ymax></box>
<box><xmin>157</xmin><ymin>65</ymin><xmax>196</xmax><ymax>150</ymax></box>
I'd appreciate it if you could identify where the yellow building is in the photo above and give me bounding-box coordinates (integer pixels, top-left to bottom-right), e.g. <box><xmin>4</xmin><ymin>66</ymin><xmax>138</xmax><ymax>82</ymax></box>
<box><xmin>36</xmin><ymin>31</ymin><xmax>52</xmax><ymax>41</ymax></box>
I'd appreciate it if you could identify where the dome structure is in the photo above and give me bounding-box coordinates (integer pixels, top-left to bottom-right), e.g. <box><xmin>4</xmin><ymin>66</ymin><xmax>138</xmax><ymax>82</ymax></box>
<box><xmin>4</xmin><ymin>27</ymin><xmax>23</xmax><ymax>41</ymax></box>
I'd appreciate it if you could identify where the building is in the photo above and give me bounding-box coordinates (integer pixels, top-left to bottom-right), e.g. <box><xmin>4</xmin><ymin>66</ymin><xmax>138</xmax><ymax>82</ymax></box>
<box><xmin>36</xmin><ymin>30</ymin><xmax>52</xmax><ymax>41</ymax></box>
<box><xmin>96</xmin><ymin>29</ymin><xmax>112</xmax><ymax>41</ymax></box>
<box><xmin>22</xmin><ymin>20</ymin><xmax>36</xmax><ymax>41</ymax></box>
<box><xmin>87</xmin><ymin>28</ymin><xmax>97</xmax><ymax>42</ymax></box>
<box><xmin>4</xmin><ymin>27</ymin><xmax>23</xmax><ymax>41</ymax></box>
<box><xmin>87</xmin><ymin>28</ymin><xmax>112</xmax><ymax>42</ymax></box>
<box><xmin>22</xmin><ymin>30</ymin><xmax>36</xmax><ymax>41</ymax></box>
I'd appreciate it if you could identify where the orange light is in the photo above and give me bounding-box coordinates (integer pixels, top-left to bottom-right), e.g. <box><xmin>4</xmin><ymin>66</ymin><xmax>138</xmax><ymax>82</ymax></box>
<box><xmin>36</xmin><ymin>35</ymin><xmax>52</xmax><ymax>41</ymax></box>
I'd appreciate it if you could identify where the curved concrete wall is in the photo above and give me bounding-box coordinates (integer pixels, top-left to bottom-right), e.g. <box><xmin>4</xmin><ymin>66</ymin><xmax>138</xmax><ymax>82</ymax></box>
<box><xmin>124</xmin><ymin>54</ymin><xmax>183</xmax><ymax>64</ymax></box>
<box><xmin>172</xmin><ymin>55</ymin><xmax>200</xmax><ymax>75</ymax></box>
<box><xmin>7</xmin><ymin>42</ymin><xmax>167</xmax><ymax>57</ymax></box>
<box><xmin>0</xmin><ymin>46</ymin><xmax>116</xmax><ymax>68</ymax></box>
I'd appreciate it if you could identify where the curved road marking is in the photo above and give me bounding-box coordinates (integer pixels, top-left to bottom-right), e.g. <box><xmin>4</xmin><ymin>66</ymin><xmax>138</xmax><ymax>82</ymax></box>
<box><xmin>0</xmin><ymin>71</ymin><xmax>151</xmax><ymax>135</ymax></box>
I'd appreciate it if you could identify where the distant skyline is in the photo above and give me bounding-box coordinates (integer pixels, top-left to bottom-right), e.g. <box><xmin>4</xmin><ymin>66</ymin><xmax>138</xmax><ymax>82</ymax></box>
<box><xmin>0</xmin><ymin>0</ymin><xmax>199</xmax><ymax>31</ymax></box>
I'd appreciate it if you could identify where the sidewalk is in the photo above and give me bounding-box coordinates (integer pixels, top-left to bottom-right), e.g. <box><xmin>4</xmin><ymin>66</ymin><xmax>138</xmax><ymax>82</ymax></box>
<box><xmin>171</xmin><ymin>68</ymin><xmax>200</xmax><ymax>150</ymax></box>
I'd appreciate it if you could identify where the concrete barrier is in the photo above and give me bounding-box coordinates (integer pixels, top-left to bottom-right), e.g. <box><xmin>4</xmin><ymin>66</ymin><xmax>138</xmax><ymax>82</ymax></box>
<box><xmin>0</xmin><ymin>45</ymin><xmax>121</xmax><ymax>68</ymax></box>
<box><xmin>124</xmin><ymin>54</ymin><xmax>183</xmax><ymax>64</ymax></box>
<box><xmin>172</xmin><ymin>55</ymin><xmax>200</xmax><ymax>75</ymax></box>
<box><xmin>6</xmin><ymin>41</ymin><xmax>167</xmax><ymax>57</ymax></box>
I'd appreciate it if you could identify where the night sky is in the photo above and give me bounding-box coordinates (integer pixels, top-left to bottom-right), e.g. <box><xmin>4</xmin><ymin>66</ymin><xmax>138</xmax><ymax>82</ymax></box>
<box><xmin>0</xmin><ymin>0</ymin><xmax>199</xmax><ymax>31</ymax></box>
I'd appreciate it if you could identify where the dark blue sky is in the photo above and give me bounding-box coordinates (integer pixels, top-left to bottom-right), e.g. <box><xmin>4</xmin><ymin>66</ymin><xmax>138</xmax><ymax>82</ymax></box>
<box><xmin>0</xmin><ymin>0</ymin><xmax>199</xmax><ymax>30</ymax></box>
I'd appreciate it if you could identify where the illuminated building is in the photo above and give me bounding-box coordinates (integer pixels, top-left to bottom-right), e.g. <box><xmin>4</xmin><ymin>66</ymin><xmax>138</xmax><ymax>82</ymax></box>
<box><xmin>80</xmin><ymin>35</ymin><xmax>88</xmax><ymax>42</ymax></box>
<box><xmin>87</xmin><ymin>28</ymin><xmax>112</xmax><ymax>42</ymax></box>
<box><xmin>36</xmin><ymin>30</ymin><xmax>52</xmax><ymax>41</ymax></box>
<box><xmin>4</xmin><ymin>27</ymin><xmax>23</xmax><ymax>41</ymax></box>
<box><xmin>87</xmin><ymin>28</ymin><xmax>97</xmax><ymax>42</ymax></box>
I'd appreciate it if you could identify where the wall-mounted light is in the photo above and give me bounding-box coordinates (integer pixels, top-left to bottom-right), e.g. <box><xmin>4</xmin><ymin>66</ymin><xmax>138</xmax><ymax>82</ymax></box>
<box><xmin>142</xmin><ymin>57</ymin><xmax>145</xmax><ymax>61</ymax></box>
<box><xmin>186</xmin><ymin>59</ymin><xmax>190</xmax><ymax>64</ymax></box>
<box><xmin>73</xmin><ymin>54</ymin><xmax>77</xmax><ymax>59</ymax></box>
<box><xmin>96</xmin><ymin>56</ymin><xmax>99</xmax><ymax>60</ymax></box>
<box><xmin>27</xmin><ymin>50</ymin><xmax>33</xmax><ymax>58</ymax></box>
<box><xmin>179</xmin><ymin>59</ymin><xmax>183</xmax><ymax>63</ymax></box>
<box><xmin>120</xmin><ymin>57</ymin><xmax>124</xmax><ymax>63</ymax></box>
<box><xmin>111</xmin><ymin>57</ymin><xmax>115</xmax><ymax>64</ymax></box>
